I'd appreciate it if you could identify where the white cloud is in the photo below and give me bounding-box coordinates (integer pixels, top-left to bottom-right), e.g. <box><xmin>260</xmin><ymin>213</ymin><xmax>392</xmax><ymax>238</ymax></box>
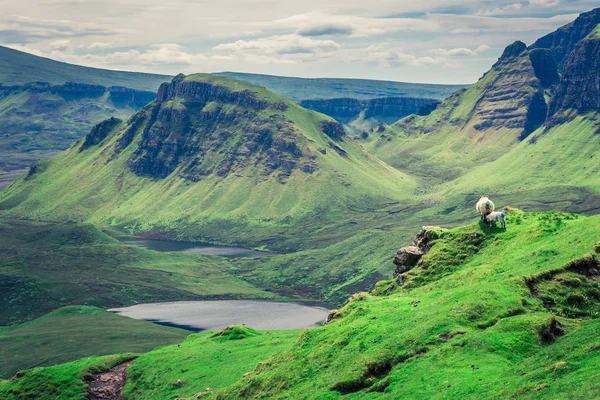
<box><xmin>477</xmin><ymin>3</ymin><xmax>523</xmax><ymax>17</ymax></box>
<box><xmin>214</xmin><ymin>34</ymin><xmax>341</xmax><ymax>63</ymax></box>
<box><xmin>360</xmin><ymin>45</ymin><xmax>456</xmax><ymax>68</ymax></box>
<box><xmin>430</xmin><ymin>44</ymin><xmax>490</xmax><ymax>56</ymax></box>
<box><xmin>88</xmin><ymin>41</ymin><xmax>113</xmax><ymax>50</ymax></box>
<box><xmin>529</xmin><ymin>0</ymin><xmax>560</xmax><ymax>7</ymax></box>
<box><xmin>49</xmin><ymin>39</ymin><xmax>72</xmax><ymax>51</ymax></box>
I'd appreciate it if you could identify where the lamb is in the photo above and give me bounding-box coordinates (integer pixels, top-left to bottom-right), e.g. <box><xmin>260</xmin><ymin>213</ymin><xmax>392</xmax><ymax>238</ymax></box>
<box><xmin>475</xmin><ymin>196</ymin><xmax>495</xmax><ymax>221</ymax></box>
<box><xmin>486</xmin><ymin>207</ymin><xmax>509</xmax><ymax>229</ymax></box>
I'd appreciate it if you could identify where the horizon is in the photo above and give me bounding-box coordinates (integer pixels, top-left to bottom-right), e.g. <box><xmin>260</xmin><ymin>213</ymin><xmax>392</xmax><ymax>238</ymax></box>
<box><xmin>2</xmin><ymin>1</ymin><xmax>598</xmax><ymax>84</ymax></box>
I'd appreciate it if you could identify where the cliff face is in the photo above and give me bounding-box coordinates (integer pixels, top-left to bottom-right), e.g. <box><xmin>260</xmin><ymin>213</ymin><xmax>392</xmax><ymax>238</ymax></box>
<box><xmin>548</xmin><ymin>35</ymin><xmax>600</xmax><ymax>119</ymax></box>
<box><xmin>530</xmin><ymin>8</ymin><xmax>600</xmax><ymax>72</ymax></box>
<box><xmin>300</xmin><ymin>97</ymin><xmax>440</xmax><ymax>126</ymax></box>
<box><xmin>469</xmin><ymin>41</ymin><xmax>547</xmax><ymax>138</ymax></box>
<box><xmin>0</xmin><ymin>81</ymin><xmax>156</xmax><ymax>180</ymax></box>
<box><xmin>112</xmin><ymin>76</ymin><xmax>319</xmax><ymax>183</ymax></box>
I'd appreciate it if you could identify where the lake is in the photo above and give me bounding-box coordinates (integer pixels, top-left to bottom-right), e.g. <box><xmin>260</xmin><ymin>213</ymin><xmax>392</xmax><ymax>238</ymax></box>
<box><xmin>110</xmin><ymin>300</ymin><xmax>330</xmax><ymax>331</ymax></box>
<box><xmin>117</xmin><ymin>237</ymin><xmax>275</xmax><ymax>258</ymax></box>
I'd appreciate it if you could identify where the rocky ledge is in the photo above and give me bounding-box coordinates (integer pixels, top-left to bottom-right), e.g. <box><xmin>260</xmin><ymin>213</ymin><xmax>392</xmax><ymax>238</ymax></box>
<box><xmin>393</xmin><ymin>226</ymin><xmax>445</xmax><ymax>285</ymax></box>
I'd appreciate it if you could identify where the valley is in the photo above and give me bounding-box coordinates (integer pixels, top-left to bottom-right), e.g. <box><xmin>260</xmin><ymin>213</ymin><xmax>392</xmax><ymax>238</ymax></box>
<box><xmin>1</xmin><ymin>6</ymin><xmax>600</xmax><ymax>400</ymax></box>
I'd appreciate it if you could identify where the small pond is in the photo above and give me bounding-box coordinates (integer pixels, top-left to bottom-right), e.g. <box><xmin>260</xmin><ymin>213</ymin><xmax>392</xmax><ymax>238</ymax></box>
<box><xmin>118</xmin><ymin>237</ymin><xmax>275</xmax><ymax>258</ymax></box>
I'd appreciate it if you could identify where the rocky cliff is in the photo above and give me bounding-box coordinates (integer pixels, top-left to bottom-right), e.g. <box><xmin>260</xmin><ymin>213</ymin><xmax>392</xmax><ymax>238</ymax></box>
<box><xmin>88</xmin><ymin>74</ymin><xmax>323</xmax><ymax>183</ymax></box>
<box><xmin>300</xmin><ymin>97</ymin><xmax>439</xmax><ymax>125</ymax></box>
<box><xmin>548</xmin><ymin>32</ymin><xmax>600</xmax><ymax>120</ymax></box>
<box><xmin>0</xmin><ymin>81</ymin><xmax>156</xmax><ymax>183</ymax></box>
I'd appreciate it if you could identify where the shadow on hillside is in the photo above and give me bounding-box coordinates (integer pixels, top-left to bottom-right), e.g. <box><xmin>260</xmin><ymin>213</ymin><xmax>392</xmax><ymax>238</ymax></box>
<box><xmin>478</xmin><ymin>220</ymin><xmax>506</xmax><ymax>235</ymax></box>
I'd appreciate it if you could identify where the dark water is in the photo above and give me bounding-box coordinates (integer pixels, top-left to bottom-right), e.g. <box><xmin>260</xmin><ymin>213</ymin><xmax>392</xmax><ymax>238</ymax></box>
<box><xmin>109</xmin><ymin>300</ymin><xmax>330</xmax><ymax>331</ymax></box>
<box><xmin>118</xmin><ymin>237</ymin><xmax>275</xmax><ymax>258</ymax></box>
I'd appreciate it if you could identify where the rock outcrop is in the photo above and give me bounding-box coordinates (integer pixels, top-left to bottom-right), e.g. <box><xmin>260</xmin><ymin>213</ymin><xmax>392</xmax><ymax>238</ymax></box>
<box><xmin>470</xmin><ymin>41</ymin><xmax>547</xmax><ymax>139</ymax></box>
<box><xmin>80</xmin><ymin>117</ymin><xmax>122</xmax><ymax>151</ymax></box>
<box><xmin>393</xmin><ymin>226</ymin><xmax>444</xmax><ymax>284</ymax></box>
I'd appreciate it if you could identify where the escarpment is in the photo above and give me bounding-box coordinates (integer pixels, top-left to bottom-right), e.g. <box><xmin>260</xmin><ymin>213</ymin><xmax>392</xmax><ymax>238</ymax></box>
<box><xmin>300</xmin><ymin>97</ymin><xmax>439</xmax><ymax>125</ymax></box>
<box><xmin>115</xmin><ymin>75</ymin><xmax>318</xmax><ymax>182</ymax></box>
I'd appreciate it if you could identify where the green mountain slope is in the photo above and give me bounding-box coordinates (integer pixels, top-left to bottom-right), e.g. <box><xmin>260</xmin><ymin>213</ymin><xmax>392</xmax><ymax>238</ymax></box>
<box><xmin>0</xmin><ymin>73</ymin><xmax>416</xmax><ymax>250</ymax></box>
<box><xmin>6</xmin><ymin>211</ymin><xmax>600</xmax><ymax>399</ymax></box>
<box><xmin>0</xmin><ymin>45</ymin><xmax>170</xmax><ymax>91</ymax></box>
<box><xmin>208</xmin><ymin>211</ymin><xmax>600</xmax><ymax>399</ymax></box>
<box><xmin>0</xmin><ymin>306</ymin><xmax>190</xmax><ymax>379</ymax></box>
<box><xmin>216</xmin><ymin>71</ymin><xmax>466</xmax><ymax>101</ymax></box>
<box><xmin>364</xmin><ymin>9</ymin><xmax>600</xmax><ymax>187</ymax></box>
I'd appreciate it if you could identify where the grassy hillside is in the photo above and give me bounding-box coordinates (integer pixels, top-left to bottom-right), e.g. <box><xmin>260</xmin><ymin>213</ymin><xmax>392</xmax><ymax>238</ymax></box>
<box><xmin>208</xmin><ymin>211</ymin><xmax>600</xmax><ymax>399</ymax></box>
<box><xmin>0</xmin><ymin>353</ymin><xmax>136</xmax><ymax>400</ymax></box>
<box><xmin>216</xmin><ymin>72</ymin><xmax>466</xmax><ymax>101</ymax></box>
<box><xmin>123</xmin><ymin>326</ymin><xmax>300</xmax><ymax>399</ymax></box>
<box><xmin>0</xmin><ymin>45</ymin><xmax>170</xmax><ymax>91</ymax></box>
<box><xmin>0</xmin><ymin>306</ymin><xmax>190</xmax><ymax>379</ymax></box>
<box><xmin>0</xmin><ymin>218</ymin><xmax>275</xmax><ymax>326</ymax></box>
<box><xmin>8</xmin><ymin>211</ymin><xmax>599</xmax><ymax>399</ymax></box>
<box><xmin>0</xmin><ymin>74</ymin><xmax>416</xmax><ymax>252</ymax></box>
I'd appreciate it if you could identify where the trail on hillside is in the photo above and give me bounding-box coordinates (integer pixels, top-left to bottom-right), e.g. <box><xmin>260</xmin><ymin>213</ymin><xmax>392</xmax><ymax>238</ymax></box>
<box><xmin>88</xmin><ymin>360</ymin><xmax>134</xmax><ymax>400</ymax></box>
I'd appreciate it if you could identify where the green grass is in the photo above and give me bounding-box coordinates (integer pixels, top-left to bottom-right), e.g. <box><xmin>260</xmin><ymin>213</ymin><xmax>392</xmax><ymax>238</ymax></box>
<box><xmin>205</xmin><ymin>211</ymin><xmax>600</xmax><ymax>399</ymax></box>
<box><xmin>0</xmin><ymin>45</ymin><xmax>170</xmax><ymax>91</ymax></box>
<box><xmin>122</xmin><ymin>325</ymin><xmax>301</xmax><ymax>399</ymax></box>
<box><xmin>0</xmin><ymin>353</ymin><xmax>136</xmax><ymax>400</ymax></box>
<box><xmin>0</xmin><ymin>218</ymin><xmax>276</xmax><ymax>325</ymax></box>
<box><xmin>0</xmin><ymin>74</ymin><xmax>417</xmax><ymax>254</ymax></box>
<box><xmin>0</xmin><ymin>306</ymin><xmax>191</xmax><ymax>379</ymax></box>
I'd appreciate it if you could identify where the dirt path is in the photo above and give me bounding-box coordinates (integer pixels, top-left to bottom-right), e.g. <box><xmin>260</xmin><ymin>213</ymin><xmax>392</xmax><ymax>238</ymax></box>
<box><xmin>88</xmin><ymin>360</ymin><xmax>134</xmax><ymax>400</ymax></box>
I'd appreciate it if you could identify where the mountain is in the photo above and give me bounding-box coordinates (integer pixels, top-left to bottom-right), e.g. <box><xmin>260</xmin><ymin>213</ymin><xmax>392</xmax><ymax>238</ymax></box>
<box><xmin>0</xmin><ymin>73</ymin><xmax>415</xmax><ymax>251</ymax></box>
<box><xmin>0</xmin><ymin>45</ymin><xmax>172</xmax><ymax>190</ymax></box>
<box><xmin>216</xmin><ymin>71</ymin><xmax>466</xmax><ymax>101</ymax></box>
<box><xmin>0</xmin><ymin>82</ymin><xmax>157</xmax><ymax>189</ymax></box>
<box><xmin>0</xmin><ymin>45</ymin><xmax>171</xmax><ymax>91</ymax></box>
<box><xmin>364</xmin><ymin>8</ymin><xmax>600</xmax><ymax>200</ymax></box>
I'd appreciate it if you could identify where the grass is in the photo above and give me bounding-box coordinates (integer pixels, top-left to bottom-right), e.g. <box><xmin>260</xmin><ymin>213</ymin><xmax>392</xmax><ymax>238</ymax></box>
<box><xmin>8</xmin><ymin>211</ymin><xmax>598</xmax><ymax>399</ymax></box>
<box><xmin>205</xmin><ymin>211</ymin><xmax>600</xmax><ymax>399</ymax></box>
<box><xmin>0</xmin><ymin>74</ymin><xmax>417</xmax><ymax>255</ymax></box>
<box><xmin>0</xmin><ymin>353</ymin><xmax>136</xmax><ymax>400</ymax></box>
<box><xmin>0</xmin><ymin>306</ymin><xmax>191</xmax><ymax>379</ymax></box>
<box><xmin>122</xmin><ymin>325</ymin><xmax>301</xmax><ymax>399</ymax></box>
<box><xmin>0</xmin><ymin>218</ymin><xmax>276</xmax><ymax>326</ymax></box>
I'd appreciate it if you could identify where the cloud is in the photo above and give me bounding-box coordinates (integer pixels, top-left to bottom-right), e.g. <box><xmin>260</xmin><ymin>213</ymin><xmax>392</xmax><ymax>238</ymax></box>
<box><xmin>360</xmin><ymin>45</ymin><xmax>455</xmax><ymax>68</ymax></box>
<box><xmin>49</xmin><ymin>39</ymin><xmax>72</xmax><ymax>51</ymax></box>
<box><xmin>430</xmin><ymin>44</ymin><xmax>490</xmax><ymax>56</ymax></box>
<box><xmin>529</xmin><ymin>0</ymin><xmax>560</xmax><ymax>7</ymax></box>
<box><xmin>214</xmin><ymin>34</ymin><xmax>341</xmax><ymax>63</ymax></box>
<box><xmin>477</xmin><ymin>3</ymin><xmax>523</xmax><ymax>17</ymax></box>
<box><xmin>88</xmin><ymin>41</ymin><xmax>112</xmax><ymax>50</ymax></box>
<box><xmin>296</xmin><ymin>22</ymin><xmax>355</xmax><ymax>37</ymax></box>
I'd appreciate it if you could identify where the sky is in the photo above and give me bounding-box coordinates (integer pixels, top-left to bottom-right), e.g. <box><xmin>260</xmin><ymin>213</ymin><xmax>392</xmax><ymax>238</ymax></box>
<box><xmin>1</xmin><ymin>0</ymin><xmax>599</xmax><ymax>84</ymax></box>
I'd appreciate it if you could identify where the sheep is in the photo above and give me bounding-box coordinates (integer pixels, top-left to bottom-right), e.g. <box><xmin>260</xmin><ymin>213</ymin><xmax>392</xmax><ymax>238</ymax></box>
<box><xmin>475</xmin><ymin>196</ymin><xmax>495</xmax><ymax>221</ymax></box>
<box><xmin>486</xmin><ymin>207</ymin><xmax>509</xmax><ymax>229</ymax></box>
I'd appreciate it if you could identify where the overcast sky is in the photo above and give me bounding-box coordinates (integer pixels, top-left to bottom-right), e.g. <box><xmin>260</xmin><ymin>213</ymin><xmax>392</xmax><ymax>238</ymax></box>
<box><xmin>2</xmin><ymin>0</ymin><xmax>599</xmax><ymax>84</ymax></box>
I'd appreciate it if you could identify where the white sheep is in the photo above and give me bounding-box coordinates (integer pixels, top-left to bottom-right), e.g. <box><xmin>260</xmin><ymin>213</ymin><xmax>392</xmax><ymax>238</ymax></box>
<box><xmin>475</xmin><ymin>196</ymin><xmax>495</xmax><ymax>221</ymax></box>
<box><xmin>486</xmin><ymin>207</ymin><xmax>509</xmax><ymax>229</ymax></box>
